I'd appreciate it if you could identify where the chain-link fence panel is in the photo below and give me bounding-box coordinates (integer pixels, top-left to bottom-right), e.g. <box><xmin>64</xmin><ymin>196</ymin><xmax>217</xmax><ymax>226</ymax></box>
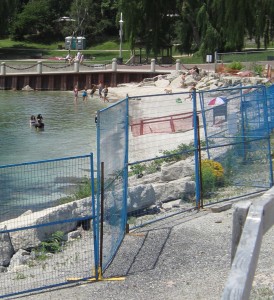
<box><xmin>0</xmin><ymin>155</ymin><xmax>97</xmax><ymax>298</ymax></box>
<box><xmin>97</xmin><ymin>100</ymin><xmax>128</xmax><ymax>271</ymax></box>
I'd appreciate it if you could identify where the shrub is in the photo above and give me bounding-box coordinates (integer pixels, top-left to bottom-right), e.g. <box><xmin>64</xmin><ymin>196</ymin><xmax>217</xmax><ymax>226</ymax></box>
<box><xmin>251</xmin><ymin>63</ymin><xmax>263</xmax><ymax>76</ymax></box>
<box><xmin>201</xmin><ymin>159</ymin><xmax>224</xmax><ymax>196</ymax></box>
<box><xmin>228</xmin><ymin>61</ymin><xmax>243</xmax><ymax>70</ymax></box>
<box><xmin>34</xmin><ymin>231</ymin><xmax>65</xmax><ymax>260</ymax></box>
<box><xmin>130</xmin><ymin>163</ymin><xmax>146</xmax><ymax>177</ymax></box>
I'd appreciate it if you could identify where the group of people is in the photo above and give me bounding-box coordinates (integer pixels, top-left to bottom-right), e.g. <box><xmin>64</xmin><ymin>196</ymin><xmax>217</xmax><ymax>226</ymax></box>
<box><xmin>73</xmin><ymin>81</ymin><xmax>109</xmax><ymax>102</ymax></box>
<box><xmin>30</xmin><ymin>114</ymin><xmax>44</xmax><ymax>129</ymax></box>
<box><xmin>65</xmin><ymin>51</ymin><xmax>84</xmax><ymax>65</ymax></box>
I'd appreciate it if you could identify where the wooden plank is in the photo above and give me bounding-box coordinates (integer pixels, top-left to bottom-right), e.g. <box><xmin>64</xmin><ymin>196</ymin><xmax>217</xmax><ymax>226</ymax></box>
<box><xmin>231</xmin><ymin>201</ymin><xmax>251</xmax><ymax>262</ymax></box>
<box><xmin>259</xmin><ymin>192</ymin><xmax>274</xmax><ymax>233</ymax></box>
<box><xmin>222</xmin><ymin>204</ymin><xmax>264</xmax><ymax>300</ymax></box>
<box><xmin>222</xmin><ymin>192</ymin><xmax>274</xmax><ymax>300</ymax></box>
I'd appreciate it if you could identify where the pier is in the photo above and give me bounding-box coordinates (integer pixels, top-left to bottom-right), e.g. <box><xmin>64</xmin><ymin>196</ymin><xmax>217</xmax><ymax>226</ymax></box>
<box><xmin>0</xmin><ymin>58</ymin><xmax>183</xmax><ymax>91</ymax></box>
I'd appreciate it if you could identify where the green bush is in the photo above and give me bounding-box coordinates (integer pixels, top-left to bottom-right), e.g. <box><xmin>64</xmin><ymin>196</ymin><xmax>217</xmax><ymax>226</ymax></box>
<box><xmin>201</xmin><ymin>159</ymin><xmax>224</xmax><ymax>196</ymax></box>
<box><xmin>251</xmin><ymin>63</ymin><xmax>263</xmax><ymax>76</ymax></box>
<box><xmin>228</xmin><ymin>61</ymin><xmax>243</xmax><ymax>70</ymax></box>
<box><xmin>35</xmin><ymin>231</ymin><xmax>65</xmax><ymax>260</ymax></box>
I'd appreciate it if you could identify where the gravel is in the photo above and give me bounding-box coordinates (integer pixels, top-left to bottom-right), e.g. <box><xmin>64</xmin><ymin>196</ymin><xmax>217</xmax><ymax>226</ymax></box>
<box><xmin>11</xmin><ymin>198</ymin><xmax>273</xmax><ymax>300</ymax></box>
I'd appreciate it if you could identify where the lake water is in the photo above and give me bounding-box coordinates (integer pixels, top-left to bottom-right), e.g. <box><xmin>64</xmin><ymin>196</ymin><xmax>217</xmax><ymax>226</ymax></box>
<box><xmin>0</xmin><ymin>90</ymin><xmax>107</xmax><ymax>165</ymax></box>
<box><xmin>0</xmin><ymin>90</ymin><xmax>108</xmax><ymax>220</ymax></box>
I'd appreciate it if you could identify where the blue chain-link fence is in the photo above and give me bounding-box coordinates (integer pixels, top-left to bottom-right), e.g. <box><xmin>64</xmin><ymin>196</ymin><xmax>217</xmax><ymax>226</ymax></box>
<box><xmin>199</xmin><ymin>85</ymin><xmax>273</xmax><ymax>201</ymax></box>
<box><xmin>96</xmin><ymin>99</ymin><xmax>128</xmax><ymax>272</ymax></box>
<box><xmin>1</xmin><ymin>83</ymin><xmax>274</xmax><ymax>297</ymax></box>
<box><xmin>125</xmin><ymin>85</ymin><xmax>273</xmax><ymax>227</ymax></box>
<box><xmin>0</xmin><ymin>155</ymin><xmax>98</xmax><ymax>298</ymax></box>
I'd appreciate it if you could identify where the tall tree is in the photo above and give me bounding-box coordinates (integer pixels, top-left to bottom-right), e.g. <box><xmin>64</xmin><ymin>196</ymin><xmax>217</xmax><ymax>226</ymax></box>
<box><xmin>0</xmin><ymin>0</ymin><xmax>20</xmax><ymax>36</ymax></box>
<box><xmin>120</xmin><ymin>0</ymin><xmax>177</xmax><ymax>56</ymax></box>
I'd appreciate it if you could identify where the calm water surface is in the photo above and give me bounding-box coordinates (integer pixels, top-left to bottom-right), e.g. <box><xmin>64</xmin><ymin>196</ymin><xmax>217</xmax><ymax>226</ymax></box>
<box><xmin>0</xmin><ymin>91</ymin><xmax>109</xmax><ymax>220</ymax></box>
<box><xmin>0</xmin><ymin>91</ymin><xmax>106</xmax><ymax>165</ymax></box>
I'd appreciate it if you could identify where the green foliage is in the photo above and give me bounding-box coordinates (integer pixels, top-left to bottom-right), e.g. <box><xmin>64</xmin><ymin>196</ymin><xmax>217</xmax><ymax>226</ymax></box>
<box><xmin>228</xmin><ymin>61</ymin><xmax>243</xmax><ymax>70</ymax></box>
<box><xmin>2</xmin><ymin>0</ymin><xmax>274</xmax><ymax>56</ymax></box>
<box><xmin>129</xmin><ymin>141</ymin><xmax>209</xmax><ymax>177</ymax></box>
<box><xmin>130</xmin><ymin>163</ymin><xmax>146</xmax><ymax>176</ymax></box>
<box><xmin>57</xmin><ymin>177</ymin><xmax>93</xmax><ymax>205</ymax></box>
<box><xmin>14</xmin><ymin>272</ymin><xmax>27</xmax><ymax>280</ymax></box>
<box><xmin>201</xmin><ymin>159</ymin><xmax>224</xmax><ymax>196</ymax></box>
<box><xmin>251</xmin><ymin>63</ymin><xmax>264</xmax><ymax>76</ymax></box>
<box><xmin>35</xmin><ymin>231</ymin><xmax>65</xmax><ymax>260</ymax></box>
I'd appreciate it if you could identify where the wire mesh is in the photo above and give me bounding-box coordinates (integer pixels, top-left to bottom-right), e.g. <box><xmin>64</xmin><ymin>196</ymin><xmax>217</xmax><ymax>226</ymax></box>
<box><xmin>128</xmin><ymin>92</ymin><xmax>195</xmax><ymax>163</ymax></box>
<box><xmin>267</xmin><ymin>84</ymin><xmax>274</xmax><ymax>131</ymax></box>
<box><xmin>97</xmin><ymin>99</ymin><xmax>128</xmax><ymax>271</ymax></box>
<box><xmin>0</xmin><ymin>155</ymin><xmax>96</xmax><ymax>298</ymax></box>
<box><xmin>199</xmin><ymin>85</ymin><xmax>272</xmax><ymax>202</ymax></box>
<box><xmin>126</xmin><ymin>92</ymin><xmax>200</xmax><ymax>227</ymax></box>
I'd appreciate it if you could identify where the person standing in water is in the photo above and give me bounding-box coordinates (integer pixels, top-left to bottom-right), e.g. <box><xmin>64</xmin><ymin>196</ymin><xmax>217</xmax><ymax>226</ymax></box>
<box><xmin>73</xmin><ymin>85</ymin><xmax>78</xmax><ymax>102</ymax></box>
<box><xmin>82</xmin><ymin>87</ymin><xmax>88</xmax><ymax>102</ymax></box>
<box><xmin>103</xmin><ymin>85</ymin><xmax>109</xmax><ymax>102</ymax></box>
<box><xmin>98</xmin><ymin>81</ymin><xmax>103</xmax><ymax>99</ymax></box>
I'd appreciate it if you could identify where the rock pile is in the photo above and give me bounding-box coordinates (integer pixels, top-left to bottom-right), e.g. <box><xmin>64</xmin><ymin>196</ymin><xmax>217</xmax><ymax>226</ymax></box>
<box><xmin>137</xmin><ymin>68</ymin><xmax>270</xmax><ymax>92</ymax></box>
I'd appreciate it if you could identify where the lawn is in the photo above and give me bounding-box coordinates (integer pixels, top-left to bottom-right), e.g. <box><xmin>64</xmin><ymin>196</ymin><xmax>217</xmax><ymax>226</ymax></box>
<box><xmin>0</xmin><ymin>38</ymin><xmax>273</xmax><ymax>64</ymax></box>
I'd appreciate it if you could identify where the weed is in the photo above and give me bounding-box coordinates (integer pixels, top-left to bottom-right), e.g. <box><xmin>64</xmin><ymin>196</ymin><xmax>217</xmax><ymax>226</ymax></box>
<box><xmin>34</xmin><ymin>231</ymin><xmax>65</xmax><ymax>261</ymax></box>
<box><xmin>14</xmin><ymin>272</ymin><xmax>26</xmax><ymax>280</ymax></box>
<box><xmin>56</xmin><ymin>176</ymin><xmax>94</xmax><ymax>205</ymax></box>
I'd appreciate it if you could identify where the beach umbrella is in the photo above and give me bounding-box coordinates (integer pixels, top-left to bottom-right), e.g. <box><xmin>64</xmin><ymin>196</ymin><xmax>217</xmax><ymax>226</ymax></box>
<box><xmin>208</xmin><ymin>96</ymin><xmax>227</xmax><ymax>106</ymax></box>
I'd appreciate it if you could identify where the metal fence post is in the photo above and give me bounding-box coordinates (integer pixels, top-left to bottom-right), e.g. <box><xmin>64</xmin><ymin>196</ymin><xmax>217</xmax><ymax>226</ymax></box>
<box><xmin>193</xmin><ymin>88</ymin><xmax>201</xmax><ymax>208</ymax></box>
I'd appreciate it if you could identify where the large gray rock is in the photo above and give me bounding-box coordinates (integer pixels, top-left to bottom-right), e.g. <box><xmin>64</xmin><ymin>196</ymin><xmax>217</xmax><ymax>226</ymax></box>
<box><xmin>153</xmin><ymin>178</ymin><xmax>195</xmax><ymax>203</ymax></box>
<box><xmin>128</xmin><ymin>172</ymin><xmax>161</xmax><ymax>186</ymax></box>
<box><xmin>160</xmin><ymin>160</ymin><xmax>194</xmax><ymax>182</ymax></box>
<box><xmin>127</xmin><ymin>184</ymin><xmax>156</xmax><ymax>212</ymax></box>
<box><xmin>0</xmin><ymin>226</ymin><xmax>14</xmax><ymax>267</ymax></box>
<box><xmin>2</xmin><ymin>197</ymin><xmax>92</xmax><ymax>252</ymax></box>
<box><xmin>7</xmin><ymin>249</ymin><xmax>31</xmax><ymax>272</ymax></box>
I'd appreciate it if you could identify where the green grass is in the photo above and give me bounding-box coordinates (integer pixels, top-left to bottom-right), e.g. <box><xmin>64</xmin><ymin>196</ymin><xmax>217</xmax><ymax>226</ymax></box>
<box><xmin>0</xmin><ymin>38</ymin><xmax>132</xmax><ymax>62</ymax></box>
<box><xmin>1</xmin><ymin>37</ymin><xmax>273</xmax><ymax>64</ymax></box>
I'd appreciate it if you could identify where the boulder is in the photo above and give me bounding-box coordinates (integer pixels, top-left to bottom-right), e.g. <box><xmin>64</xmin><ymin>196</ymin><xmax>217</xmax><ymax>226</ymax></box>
<box><xmin>0</xmin><ymin>226</ymin><xmax>14</xmax><ymax>267</ymax></box>
<box><xmin>7</xmin><ymin>249</ymin><xmax>31</xmax><ymax>272</ymax></box>
<box><xmin>160</xmin><ymin>160</ymin><xmax>194</xmax><ymax>182</ymax></box>
<box><xmin>22</xmin><ymin>85</ymin><xmax>33</xmax><ymax>91</ymax></box>
<box><xmin>1</xmin><ymin>197</ymin><xmax>92</xmax><ymax>252</ymax></box>
<box><xmin>153</xmin><ymin>178</ymin><xmax>195</xmax><ymax>203</ymax></box>
<box><xmin>127</xmin><ymin>184</ymin><xmax>156</xmax><ymax>212</ymax></box>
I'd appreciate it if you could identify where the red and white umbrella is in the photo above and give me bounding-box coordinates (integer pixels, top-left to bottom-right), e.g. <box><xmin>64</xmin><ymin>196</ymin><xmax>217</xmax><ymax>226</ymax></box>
<box><xmin>208</xmin><ymin>96</ymin><xmax>227</xmax><ymax>106</ymax></box>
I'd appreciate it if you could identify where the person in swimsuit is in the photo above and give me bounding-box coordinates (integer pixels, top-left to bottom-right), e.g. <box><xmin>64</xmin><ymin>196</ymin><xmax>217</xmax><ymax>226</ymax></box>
<box><xmin>82</xmin><ymin>87</ymin><xmax>88</xmax><ymax>101</ymax></box>
<box><xmin>73</xmin><ymin>86</ymin><xmax>78</xmax><ymax>102</ymax></box>
<box><xmin>103</xmin><ymin>85</ymin><xmax>109</xmax><ymax>102</ymax></box>
<box><xmin>30</xmin><ymin>115</ymin><xmax>37</xmax><ymax>126</ymax></box>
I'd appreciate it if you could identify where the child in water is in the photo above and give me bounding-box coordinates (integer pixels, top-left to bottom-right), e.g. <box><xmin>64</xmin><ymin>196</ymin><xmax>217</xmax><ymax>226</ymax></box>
<box><xmin>82</xmin><ymin>87</ymin><xmax>88</xmax><ymax>101</ymax></box>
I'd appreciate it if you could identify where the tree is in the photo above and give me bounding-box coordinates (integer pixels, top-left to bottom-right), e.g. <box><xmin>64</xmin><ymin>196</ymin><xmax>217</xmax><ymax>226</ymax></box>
<box><xmin>10</xmin><ymin>0</ymin><xmax>73</xmax><ymax>41</ymax></box>
<box><xmin>0</xmin><ymin>0</ymin><xmax>20</xmax><ymax>36</ymax></box>
<box><xmin>120</xmin><ymin>0</ymin><xmax>177</xmax><ymax>56</ymax></box>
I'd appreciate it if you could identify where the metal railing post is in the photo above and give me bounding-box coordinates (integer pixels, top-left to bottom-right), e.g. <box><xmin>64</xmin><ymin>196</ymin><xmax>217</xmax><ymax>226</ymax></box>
<box><xmin>37</xmin><ymin>61</ymin><xmax>42</xmax><ymax>74</ymax></box>
<box><xmin>150</xmin><ymin>59</ymin><xmax>156</xmax><ymax>72</ymax></box>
